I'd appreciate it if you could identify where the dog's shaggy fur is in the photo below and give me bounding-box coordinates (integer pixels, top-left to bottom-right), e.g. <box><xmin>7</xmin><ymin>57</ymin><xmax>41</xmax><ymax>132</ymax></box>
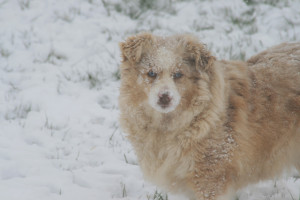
<box><xmin>118</xmin><ymin>33</ymin><xmax>300</xmax><ymax>200</ymax></box>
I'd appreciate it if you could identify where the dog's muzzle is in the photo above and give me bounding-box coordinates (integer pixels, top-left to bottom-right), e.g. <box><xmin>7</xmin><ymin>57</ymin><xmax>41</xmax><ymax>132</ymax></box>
<box><xmin>158</xmin><ymin>92</ymin><xmax>172</xmax><ymax>108</ymax></box>
<box><xmin>149</xmin><ymin>86</ymin><xmax>180</xmax><ymax>113</ymax></box>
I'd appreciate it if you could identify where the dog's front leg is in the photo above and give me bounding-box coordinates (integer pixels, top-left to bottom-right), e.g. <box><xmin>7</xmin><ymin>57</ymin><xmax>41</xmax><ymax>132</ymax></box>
<box><xmin>192</xmin><ymin>181</ymin><xmax>235</xmax><ymax>200</ymax></box>
<box><xmin>193</xmin><ymin>190</ymin><xmax>235</xmax><ymax>200</ymax></box>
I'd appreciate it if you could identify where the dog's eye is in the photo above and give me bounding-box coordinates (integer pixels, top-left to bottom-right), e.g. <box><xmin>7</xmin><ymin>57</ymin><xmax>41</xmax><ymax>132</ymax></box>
<box><xmin>173</xmin><ymin>72</ymin><xmax>183</xmax><ymax>79</ymax></box>
<box><xmin>147</xmin><ymin>70</ymin><xmax>157</xmax><ymax>78</ymax></box>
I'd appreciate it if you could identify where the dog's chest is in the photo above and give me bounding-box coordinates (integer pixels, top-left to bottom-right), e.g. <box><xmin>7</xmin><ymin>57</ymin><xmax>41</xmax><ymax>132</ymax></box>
<box><xmin>135</xmin><ymin>134</ymin><xmax>194</xmax><ymax>190</ymax></box>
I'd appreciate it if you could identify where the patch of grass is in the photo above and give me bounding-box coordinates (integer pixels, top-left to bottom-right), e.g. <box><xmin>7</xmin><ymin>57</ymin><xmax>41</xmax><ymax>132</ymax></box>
<box><xmin>60</xmin><ymin>67</ymin><xmax>105</xmax><ymax>90</ymax></box>
<box><xmin>44</xmin><ymin>49</ymin><xmax>67</xmax><ymax>65</ymax></box>
<box><xmin>85</xmin><ymin>70</ymin><xmax>107</xmax><ymax>89</ymax></box>
<box><xmin>119</xmin><ymin>182</ymin><xmax>127</xmax><ymax>198</ymax></box>
<box><xmin>5</xmin><ymin>103</ymin><xmax>34</xmax><ymax>120</ymax></box>
<box><xmin>87</xmin><ymin>73</ymin><xmax>99</xmax><ymax>88</ymax></box>
<box><xmin>44</xmin><ymin>115</ymin><xmax>67</xmax><ymax>137</ymax></box>
<box><xmin>18</xmin><ymin>0</ymin><xmax>30</xmax><ymax>10</ymax></box>
<box><xmin>230</xmin><ymin>12</ymin><xmax>255</xmax><ymax>27</ymax></box>
<box><xmin>0</xmin><ymin>48</ymin><xmax>11</xmax><ymax>58</ymax></box>
<box><xmin>124</xmin><ymin>153</ymin><xmax>128</xmax><ymax>164</ymax></box>
<box><xmin>20</xmin><ymin>30</ymin><xmax>31</xmax><ymax>49</ymax></box>
<box><xmin>113</xmin><ymin>69</ymin><xmax>120</xmax><ymax>80</ymax></box>
<box><xmin>147</xmin><ymin>190</ymin><xmax>168</xmax><ymax>200</ymax></box>
<box><xmin>225</xmin><ymin>7</ymin><xmax>257</xmax><ymax>35</ymax></box>
<box><xmin>192</xmin><ymin>20</ymin><xmax>214</xmax><ymax>32</ymax></box>
<box><xmin>293</xmin><ymin>175</ymin><xmax>300</xmax><ymax>181</ymax></box>
<box><xmin>114</xmin><ymin>0</ymin><xmax>141</xmax><ymax>19</ymax></box>
<box><xmin>226</xmin><ymin>45</ymin><xmax>247</xmax><ymax>61</ymax></box>
<box><xmin>101</xmin><ymin>0</ymin><xmax>111</xmax><ymax>16</ymax></box>
<box><xmin>55</xmin><ymin>7</ymin><xmax>81</xmax><ymax>23</ymax></box>
<box><xmin>243</xmin><ymin>0</ymin><xmax>289</xmax><ymax>7</ymax></box>
<box><xmin>112</xmin><ymin>0</ymin><xmax>176</xmax><ymax>19</ymax></box>
<box><xmin>139</xmin><ymin>0</ymin><xmax>157</xmax><ymax>10</ymax></box>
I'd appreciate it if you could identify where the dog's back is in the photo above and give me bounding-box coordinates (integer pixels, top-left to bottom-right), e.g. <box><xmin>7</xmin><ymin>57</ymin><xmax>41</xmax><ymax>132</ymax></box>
<box><xmin>247</xmin><ymin>42</ymin><xmax>300</xmax><ymax>123</ymax></box>
<box><xmin>226</xmin><ymin>42</ymin><xmax>300</xmax><ymax>188</ymax></box>
<box><xmin>248</xmin><ymin>42</ymin><xmax>300</xmax><ymax>97</ymax></box>
<box><xmin>250</xmin><ymin>42</ymin><xmax>300</xmax><ymax>168</ymax></box>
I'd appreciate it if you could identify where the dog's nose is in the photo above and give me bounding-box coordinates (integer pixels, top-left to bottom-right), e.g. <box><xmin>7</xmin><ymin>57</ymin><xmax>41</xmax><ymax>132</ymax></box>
<box><xmin>158</xmin><ymin>92</ymin><xmax>172</xmax><ymax>107</ymax></box>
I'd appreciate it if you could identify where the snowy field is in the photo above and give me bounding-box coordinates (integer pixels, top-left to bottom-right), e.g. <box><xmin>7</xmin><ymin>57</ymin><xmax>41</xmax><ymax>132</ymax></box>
<box><xmin>0</xmin><ymin>0</ymin><xmax>300</xmax><ymax>200</ymax></box>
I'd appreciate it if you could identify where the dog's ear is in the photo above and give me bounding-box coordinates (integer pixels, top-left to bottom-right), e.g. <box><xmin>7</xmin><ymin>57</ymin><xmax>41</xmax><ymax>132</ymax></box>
<box><xmin>119</xmin><ymin>33</ymin><xmax>154</xmax><ymax>64</ymax></box>
<box><xmin>179</xmin><ymin>35</ymin><xmax>215</xmax><ymax>71</ymax></box>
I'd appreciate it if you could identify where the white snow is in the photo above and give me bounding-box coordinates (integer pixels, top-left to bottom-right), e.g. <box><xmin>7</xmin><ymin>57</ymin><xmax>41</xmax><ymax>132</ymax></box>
<box><xmin>0</xmin><ymin>0</ymin><xmax>300</xmax><ymax>200</ymax></box>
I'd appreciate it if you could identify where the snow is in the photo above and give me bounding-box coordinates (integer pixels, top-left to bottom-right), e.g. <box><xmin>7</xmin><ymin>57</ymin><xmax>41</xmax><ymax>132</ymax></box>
<box><xmin>0</xmin><ymin>0</ymin><xmax>299</xmax><ymax>199</ymax></box>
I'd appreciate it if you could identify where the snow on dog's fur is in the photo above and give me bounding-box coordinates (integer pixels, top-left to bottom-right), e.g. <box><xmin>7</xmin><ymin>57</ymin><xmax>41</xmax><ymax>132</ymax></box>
<box><xmin>118</xmin><ymin>33</ymin><xmax>300</xmax><ymax>200</ymax></box>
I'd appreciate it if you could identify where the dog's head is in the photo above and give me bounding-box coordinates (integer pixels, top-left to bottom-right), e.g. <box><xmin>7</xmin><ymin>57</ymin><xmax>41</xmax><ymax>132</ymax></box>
<box><xmin>119</xmin><ymin>33</ymin><xmax>215</xmax><ymax>114</ymax></box>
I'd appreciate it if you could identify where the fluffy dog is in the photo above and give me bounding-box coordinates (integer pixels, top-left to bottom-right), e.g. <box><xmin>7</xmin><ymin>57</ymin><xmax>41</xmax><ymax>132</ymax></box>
<box><xmin>118</xmin><ymin>33</ymin><xmax>300</xmax><ymax>200</ymax></box>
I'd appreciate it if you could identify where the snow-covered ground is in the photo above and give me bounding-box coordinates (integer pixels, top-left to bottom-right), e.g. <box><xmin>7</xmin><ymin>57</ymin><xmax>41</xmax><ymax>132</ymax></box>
<box><xmin>0</xmin><ymin>0</ymin><xmax>300</xmax><ymax>199</ymax></box>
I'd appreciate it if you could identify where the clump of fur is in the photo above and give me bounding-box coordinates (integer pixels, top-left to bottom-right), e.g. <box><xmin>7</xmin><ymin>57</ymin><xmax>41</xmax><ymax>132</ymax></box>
<box><xmin>119</xmin><ymin>33</ymin><xmax>300</xmax><ymax>200</ymax></box>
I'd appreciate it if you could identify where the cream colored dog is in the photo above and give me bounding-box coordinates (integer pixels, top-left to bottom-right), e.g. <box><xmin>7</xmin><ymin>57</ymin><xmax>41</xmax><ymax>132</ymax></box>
<box><xmin>118</xmin><ymin>33</ymin><xmax>300</xmax><ymax>200</ymax></box>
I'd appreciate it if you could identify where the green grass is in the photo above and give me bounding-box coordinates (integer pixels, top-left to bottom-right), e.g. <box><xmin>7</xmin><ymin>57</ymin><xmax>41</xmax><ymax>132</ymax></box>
<box><xmin>147</xmin><ymin>190</ymin><xmax>168</xmax><ymax>200</ymax></box>
<box><xmin>243</xmin><ymin>0</ymin><xmax>289</xmax><ymax>7</ymax></box>
<box><xmin>0</xmin><ymin>47</ymin><xmax>11</xmax><ymax>58</ymax></box>
<box><xmin>109</xmin><ymin>0</ymin><xmax>176</xmax><ymax>19</ymax></box>
<box><xmin>122</xmin><ymin>182</ymin><xmax>127</xmax><ymax>198</ymax></box>
<box><xmin>18</xmin><ymin>0</ymin><xmax>30</xmax><ymax>10</ymax></box>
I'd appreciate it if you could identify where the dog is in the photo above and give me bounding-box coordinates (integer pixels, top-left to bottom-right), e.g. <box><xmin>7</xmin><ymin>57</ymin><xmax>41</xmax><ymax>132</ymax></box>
<box><xmin>118</xmin><ymin>33</ymin><xmax>300</xmax><ymax>200</ymax></box>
